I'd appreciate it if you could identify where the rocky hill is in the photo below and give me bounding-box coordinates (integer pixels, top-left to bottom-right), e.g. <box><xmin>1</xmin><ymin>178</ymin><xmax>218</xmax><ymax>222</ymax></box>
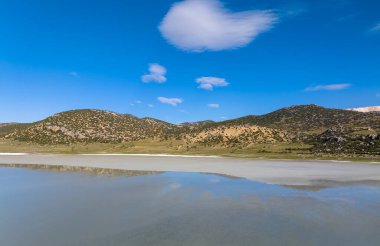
<box><xmin>0</xmin><ymin>123</ymin><xmax>31</xmax><ymax>138</ymax></box>
<box><xmin>5</xmin><ymin>109</ymin><xmax>181</xmax><ymax>144</ymax></box>
<box><xmin>179</xmin><ymin>120</ymin><xmax>215</xmax><ymax>128</ymax></box>
<box><xmin>184</xmin><ymin>125</ymin><xmax>291</xmax><ymax>147</ymax></box>
<box><xmin>216</xmin><ymin>104</ymin><xmax>380</xmax><ymax>133</ymax></box>
<box><xmin>3</xmin><ymin>105</ymin><xmax>380</xmax><ymax>155</ymax></box>
<box><xmin>311</xmin><ymin>127</ymin><xmax>380</xmax><ymax>155</ymax></box>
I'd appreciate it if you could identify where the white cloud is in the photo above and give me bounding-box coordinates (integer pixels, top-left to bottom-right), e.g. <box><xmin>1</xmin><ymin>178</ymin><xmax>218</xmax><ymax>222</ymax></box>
<box><xmin>370</xmin><ymin>22</ymin><xmax>380</xmax><ymax>32</ymax></box>
<box><xmin>159</xmin><ymin>0</ymin><xmax>278</xmax><ymax>52</ymax></box>
<box><xmin>135</xmin><ymin>100</ymin><xmax>142</xmax><ymax>104</ymax></box>
<box><xmin>305</xmin><ymin>83</ymin><xmax>351</xmax><ymax>91</ymax></box>
<box><xmin>196</xmin><ymin>77</ymin><xmax>228</xmax><ymax>90</ymax></box>
<box><xmin>147</xmin><ymin>104</ymin><xmax>154</xmax><ymax>108</ymax></box>
<box><xmin>141</xmin><ymin>63</ymin><xmax>167</xmax><ymax>83</ymax></box>
<box><xmin>220</xmin><ymin>116</ymin><xmax>228</xmax><ymax>120</ymax></box>
<box><xmin>208</xmin><ymin>103</ymin><xmax>220</xmax><ymax>108</ymax></box>
<box><xmin>158</xmin><ymin>97</ymin><xmax>183</xmax><ymax>106</ymax></box>
<box><xmin>69</xmin><ymin>71</ymin><xmax>79</xmax><ymax>77</ymax></box>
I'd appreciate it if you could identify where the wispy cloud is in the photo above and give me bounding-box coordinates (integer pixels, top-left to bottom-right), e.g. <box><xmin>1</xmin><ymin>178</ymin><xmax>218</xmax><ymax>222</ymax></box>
<box><xmin>282</xmin><ymin>6</ymin><xmax>307</xmax><ymax>17</ymax></box>
<box><xmin>305</xmin><ymin>83</ymin><xmax>351</xmax><ymax>91</ymax></box>
<box><xmin>147</xmin><ymin>104</ymin><xmax>154</xmax><ymax>108</ymax></box>
<box><xmin>370</xmin><ymin>22</ymin><xmax>380</xmax><ymax>32</ymax></box>
<box><xmin>220</xmin><ymin>116</ymin><xmax>228</xmax><ymax>120</ymax></box>
<box><xmin>141</xmin><ymin>63</ymin><xmax>167</xmax><ymax>83</ymax></box>
<box><xmin>207</xmin><ymin>103</ymin><xmax>220</xmax><ymax>108</ymax></box>
<box><xmin>159</xmin><ymin>0</ymin><xmax>278</xmax><ymax>52</ymax></box>
<box><xmin>157</xmin><ymin>97</ymin><xmax>183</xmax><ymax>106</ymax></box>
<box><xmin>196</xmin><ymin>77</ymin><xmax>229</xmax><ymax>90</ymax></box>
<box><xmin>69</xmin><ymin>71</ymin><xmax>79</xmax><ymax>77</ymax></box>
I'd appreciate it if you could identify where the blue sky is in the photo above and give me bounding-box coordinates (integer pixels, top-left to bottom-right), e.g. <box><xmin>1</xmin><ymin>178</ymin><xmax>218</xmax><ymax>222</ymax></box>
<box><xmin>0</xmin><ymin>0</ymin><xmax>379</xmax><ymax>123</ymax></box>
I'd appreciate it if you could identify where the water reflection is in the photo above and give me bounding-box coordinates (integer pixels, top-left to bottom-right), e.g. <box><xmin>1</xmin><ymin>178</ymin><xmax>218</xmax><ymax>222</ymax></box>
<box><xmin>0</xmin><ymin>163</ymin><xmax>160</xmax><ymax>177</ymax></box>
<box><xmin>0</xmin><ymin>166</ymin><xmax>380</xmax><ymax>246</ymax></box>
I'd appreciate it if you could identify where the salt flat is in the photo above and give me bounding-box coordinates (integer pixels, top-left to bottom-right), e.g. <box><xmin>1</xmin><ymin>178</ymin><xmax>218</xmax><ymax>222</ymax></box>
<box><xmin>0</xmin><ymin>153</ymin><xmax>380</xmax><ymax>186</ymax></box>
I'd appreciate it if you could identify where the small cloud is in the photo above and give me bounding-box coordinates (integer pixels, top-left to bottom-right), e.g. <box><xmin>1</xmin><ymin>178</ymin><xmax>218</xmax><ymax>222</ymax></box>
<box><xmin>283</xmin><ymin>7</ymin><xmax>307</xmax><ymax>17</ymax></box>
<box><xmin>179</xmin><ymin>109</ymin><xmax>189</xmax><ymax>113</ymax></box>
<box><xmin>135</xmin><ymin>100</ymin><xmax>142</xmax><ymax>104</ymax></box>
<box><xmin>141</xmin><ymin>63</ymin><xmax>167</xmax><ymax>83</ymax></box>
<box><xmin>147</xmin><ymin>104</ymin><xmax>154</xmax><ymax>108</ymax></box>
<box><xmin>208</xmin><ymin>103</ymin><xmax>220</xmax><ymax>108</ymax></box>
<box><xmin>158</xmin><ymin>97</ymin><xmax>183</xmax><ymax>106</ymax></box>
<box><xmin>370</xmin><ymin>22</ymin><xmax>380</xmax><ymax>32</ymax></box>
<box><xmin>220</xmin><ymin>116</ymin><xmax>228</xmax><ymax>120</ymax></box>
<box><xmin>159</xmin><ymin>0</ymin><xmax>278</xmax><ymax>52</ymax></box>
<box><xmin>69</xmin><ymin>71</ymin><xmax>79</xmax><ymax>77</ymax></box>
<box><xmin>305</xmin><ymin>83</ymin><xmax>351</xmax><ymax>92</ymax></box>
<box><xmin>196</xmin><ymin>77</ymin><xmax>229</xmax><ymax>90</ymax></box>
<box><xmin>130</xmin><ymin>103</ymin><xmax>135</xmax><ymax>106</ymax></box>
<box><xmin>337</xmin><ymin>12</ymin><xmax>360</xmax><ymax>22</ymax></box>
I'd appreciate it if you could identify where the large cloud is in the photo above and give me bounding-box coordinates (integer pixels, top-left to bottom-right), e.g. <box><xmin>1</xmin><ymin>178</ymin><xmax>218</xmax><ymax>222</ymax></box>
<box><xmin>141</xmin><ymin>63</ymin><xmax>167</xmax><ymax>83</ymax></box>
<box><xmin>305</xmin><ymin>83</ymin><xmax>351</xmax><ymax>92</ymax></box>
<box><xmin>159</xmin><ymin>0</ymin><xmax>278</xmax><ymax>52</ymax></box>
<box><xmin>157</xmin><ymin>97</ymin><xmax>183</xmax><ymax>106</ymax></box>
<box><xmin>196</xmin><ymin>76</ymin><xmax>228</xmax><ymax>90</ymax></box>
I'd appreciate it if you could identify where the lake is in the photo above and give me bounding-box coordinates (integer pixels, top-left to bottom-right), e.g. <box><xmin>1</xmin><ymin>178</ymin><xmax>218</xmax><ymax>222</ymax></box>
<box><xmin>1</xmin><ymin>166</ymin><xmax>380</xmax><ymax>246</ymax></box>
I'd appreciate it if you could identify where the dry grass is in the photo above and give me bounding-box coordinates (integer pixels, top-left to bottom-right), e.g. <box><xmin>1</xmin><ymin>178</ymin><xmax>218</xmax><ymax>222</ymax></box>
<box><xmin>1</xmin><ymin>139</ymin><xmax>379</xmax><ymax>162</ymax></box>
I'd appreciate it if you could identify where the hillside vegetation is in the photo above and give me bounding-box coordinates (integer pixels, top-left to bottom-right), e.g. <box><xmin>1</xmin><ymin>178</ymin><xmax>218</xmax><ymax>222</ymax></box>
<box><xmin>2</xmin><ymin>105</ymin><xmax>380</xmax><ymax>157</ymax></box>
<box><xmin>5</xmin><ymin>110</ymin><xmax>181</xmax><ymax>144</ymax></box>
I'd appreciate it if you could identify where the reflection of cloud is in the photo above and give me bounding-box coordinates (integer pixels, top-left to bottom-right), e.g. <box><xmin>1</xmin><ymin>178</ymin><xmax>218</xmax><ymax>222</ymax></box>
<box><xmin>169</xmin><ymin>183</ymin><xmax>182</xmax><ymax>190</ymax></box>
<box><xmin>209</xmin><ymin>178</ymin><xmax>221</xmax><ymax>184</ymax></box>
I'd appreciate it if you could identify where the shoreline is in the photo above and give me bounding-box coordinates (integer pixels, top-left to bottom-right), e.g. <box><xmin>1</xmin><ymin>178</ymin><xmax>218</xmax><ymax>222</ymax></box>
<box><xmin>1</xmin><ymin>153</ymin><xmax>380</xmax><ymax>186</ymax></box>
<box><xmin>0</xmin><ymin>152</ymin><xmax>379</xmax><ymax>163</ymax></box>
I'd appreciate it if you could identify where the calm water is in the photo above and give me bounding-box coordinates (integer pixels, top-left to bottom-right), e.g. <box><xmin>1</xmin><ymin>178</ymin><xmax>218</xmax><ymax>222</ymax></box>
<box><xmin>1</xmin><ymin>167</ymin><xmax>380</xmax><ymax>246</ymax></box>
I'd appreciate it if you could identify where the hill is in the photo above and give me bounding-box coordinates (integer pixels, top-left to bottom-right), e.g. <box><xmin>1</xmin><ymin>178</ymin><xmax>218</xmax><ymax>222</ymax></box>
<box><xmin>5</xmin><ymin>109</ymin><xmax>181</xmax><ymax>144</ymax></box>
<box><xmin>347</xmin><ymin>106</ymin><xmax>380</xmax><ymax>113</ymax></box>
<box><xmin>3</xmin><ymin>105</ymin><xmax>380</xmax><ymax>156</ymax></box>
<box><xmin>184</xmin><ymin>125</ymin><xmax>291</xmax><ymax>147</ymax></box>
<box><xmin>0</xmin><ymin>123</ymin><xmax>31</xmax><ymax>138</ymax></box>
<box><xmin>216</xmin><ymin>104</ymin><xmax>380</xmax><ymax>133</ymax></box>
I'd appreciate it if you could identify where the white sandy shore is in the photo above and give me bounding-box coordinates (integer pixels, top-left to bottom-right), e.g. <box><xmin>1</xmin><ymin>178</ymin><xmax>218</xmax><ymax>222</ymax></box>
<box><xmin>0</xmin><ymin>153</ymin><xmax>380</xmax><ymax>186</ymax></box>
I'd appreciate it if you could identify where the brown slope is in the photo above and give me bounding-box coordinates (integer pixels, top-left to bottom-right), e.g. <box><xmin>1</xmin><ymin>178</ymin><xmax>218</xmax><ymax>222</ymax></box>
<box><xmin>5</xmin><ymin>109</ymin><xmax>180</xmax><ymax>144</ymax></box>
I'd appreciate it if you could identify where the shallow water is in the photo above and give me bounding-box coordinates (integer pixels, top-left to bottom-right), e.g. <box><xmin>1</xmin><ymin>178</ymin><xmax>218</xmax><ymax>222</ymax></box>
<box><xmin>1</xmin><ymin>167</ymin><xmax>380</xmax><ymax>246</ymax></box>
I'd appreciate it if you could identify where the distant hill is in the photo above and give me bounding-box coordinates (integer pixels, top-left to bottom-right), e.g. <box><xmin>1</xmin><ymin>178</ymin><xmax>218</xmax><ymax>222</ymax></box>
<box><xmin>179</xmin><ymin>120</ymin><xmax>215</xmax><ymax>128</ymax></box>
<box><xmin>347</xmin><ymin>106</ymin><xmax>380</xmax><ymax>113</ymax></box>
<box><xmin>3</xmin><ymin>105</ymin><xmax>380</xmax><ymax>155</ymax></box>
<box><xmin>216</xmin><ymin>104</ymin><xmax>380</xmax><ymax>133</ymax></box>
<box><xmin>0</xmin><ymin>123</ymin><xmax>31</xmax><ymax>138</ymax></box>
